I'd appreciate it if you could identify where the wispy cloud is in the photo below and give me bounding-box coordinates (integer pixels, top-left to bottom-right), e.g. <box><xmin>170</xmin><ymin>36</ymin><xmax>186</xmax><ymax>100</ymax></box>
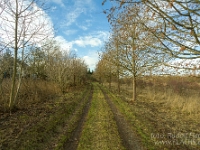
<box><xmin>65</xmin><ymin>0</ymin><xmax>95</xmax><ymax>27</ymax></box>
<box><xmin>55</xmin><ymin>36</ymin><xmax>73</xmax><ymax>51</ymax></box>
<box><xmin>64</xmin><ymin>29</ymin><xmax>78</xmax><ymax>36</ymax></box>
<box><xmin>54</xmin><ymin>35</ymin><xmax>99</xmax><ymax>69</ymax></box>
<box><xmin>50</xmin><ymin>6</ymin><xmax>57</xmax><ymax>12</ymax></box>
<box><xmin>78</xmin><ymin>25</ymin><xmax>88</xmax><ymax>31</ymax></box>
<box><xmin>74</xmin><ymin>0</ymin><xmax>94</xmax><ymax>11</ymax></box>
<box><xmin>76</xmin><ymin>19</ymin><xmax>93</xmax><ymax>31</ymax></box>
<box><xmin>94</xmin><ymin>31</ymin><xmax>110</xmax><ymax>42</ymax></box>
<box><xmin>50</xmin><ymin>0</ymin><xmax>65</xmax><ymax>7</ymax></box>
<box><xmin>65</xmin><ymin>8</ymin><xmax>84</xmax><ymax>26</ymax></box>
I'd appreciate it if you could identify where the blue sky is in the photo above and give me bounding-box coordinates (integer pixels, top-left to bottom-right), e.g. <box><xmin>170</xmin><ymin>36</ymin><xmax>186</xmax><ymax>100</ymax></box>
<box><xmin>45</xmin><ymin>0</ymin><xmax>112</xmax><ymax>70</ymax></box>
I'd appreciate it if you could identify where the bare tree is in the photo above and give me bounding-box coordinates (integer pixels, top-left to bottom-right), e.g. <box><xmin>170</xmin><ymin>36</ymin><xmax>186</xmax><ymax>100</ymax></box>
<box><xmin>102</xmin><ymin>38</ymin><xmax>122</xmax><ymax>93</ymax></box>
<box><xmin>103</xmin><ymin>4</ymin><xmax>163</xmax><ymax>101</ymax></box>
<box><xmin>42</xmin><ymin>41</ymin><xmax>88</xmax><ymax>93</ymax></box>
<box><xmin>94</xmin><ymin>58</ymin><xmax>106</xmax><ymax>85</ymax></box>
<box><xmin>0</xmin><ymin>0</ymin><xmax>53</xmax><ymax>110</ymax></box>
<box><xmin>103</xmin><ymin>0</ymin><xmax>200</xmax><ymax>59</ymax></box>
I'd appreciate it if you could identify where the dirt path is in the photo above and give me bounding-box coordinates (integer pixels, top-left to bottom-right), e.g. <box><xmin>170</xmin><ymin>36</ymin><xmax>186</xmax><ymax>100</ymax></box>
<box><xmin>63</xmin><ymin>84</ymin><xmax>93</xmax><ymax>150</ymax></box>
<box><xmin>99</xmin><ymin>85</ymin><xmax>144</xmax><ymax>150</ymax></box>
<box><xmin>0</xmin><ymin>83</ymin><xmax>145</xmax><ymax>150</ymax></box>
<box><xmin>61</xmin><ymin>84</ymin><xmax>144</xmax><ymax>150</ymax></box>
<box><xmin>77</xmin><ymin>83</ymin><xmax>126</xmax><ymax>150</ymax></box>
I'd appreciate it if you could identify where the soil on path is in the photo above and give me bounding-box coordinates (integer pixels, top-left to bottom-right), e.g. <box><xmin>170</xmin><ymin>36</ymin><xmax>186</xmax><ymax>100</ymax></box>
<box><xmin>72</xmin><ymin>83</ymin><xmax>144</xmax><ymax>150</ymax></box>
<box><xmin>63</xmin><ymin>84</ymin><xmax>93</xmax><ymax>150</ymax></box>
<box><xmin>100</xmin><ymin>85</ymin><xmax>144</xmax><ymax>150</ymax></box>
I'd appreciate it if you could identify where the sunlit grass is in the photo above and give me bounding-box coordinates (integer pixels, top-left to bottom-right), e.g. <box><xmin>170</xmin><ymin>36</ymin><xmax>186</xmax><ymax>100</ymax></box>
<box><xmin>0</xmin><ymin>84</ymin><xmax>91</xmax><ymax>150</ymax></box>
<box><xmin>77</xmin><ymin>83</ymin><xmax>125</xmax><ymax>150</ymax></box>
<box><xmin>103</xmin><ymin>76</ymin><xmax>200</xmax><ymax>149</ymax></box>
<box><xmin>102</xmin><ymin>85</ymin><xmax>155</xmax><ymax>150</ymax></box>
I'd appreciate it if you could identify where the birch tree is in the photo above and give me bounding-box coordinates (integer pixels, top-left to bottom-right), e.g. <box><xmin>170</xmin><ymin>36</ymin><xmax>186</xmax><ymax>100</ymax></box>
<box><xmin>0</xmin><ymin>0</ymin><xmax>53</xmax><ymax>110</ymax></box>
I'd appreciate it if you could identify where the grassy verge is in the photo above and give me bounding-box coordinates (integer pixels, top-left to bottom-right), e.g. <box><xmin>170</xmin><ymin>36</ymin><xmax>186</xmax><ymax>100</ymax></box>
<box><xmin>77</xmin><ymin>83</ymin><xmax>125</xmax><ymax>150</ymax></box>
<box><xmin>0</xmin><ymin>84</ymin><xmax>91</xmax><ymax>150</ymax></box>
<box><xmin>101</xmin><ymin>85</ymin><xmax>156</xmax><ymax>150</ymax></box>
<box><xmin>102</xmin><ymin>83</ymin><xmax>200</xmax><ymax>150</ymax></box>
<box><xmin>54</xmin><ymin>85</ymin><xmax>92</xmax><ymax>150</ymax></box>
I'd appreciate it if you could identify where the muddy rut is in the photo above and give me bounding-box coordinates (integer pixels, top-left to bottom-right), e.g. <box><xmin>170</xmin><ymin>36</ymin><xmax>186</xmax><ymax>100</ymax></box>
<box><xmin>99</xmin><ymin>86</ymin><xmax>144</xmax><ymax>150</ymax></box>
<box><xmin>61</xmin><ymin>83</ymin><xmax>144</xmax><ymax>150</ymax></box>
<box><xmin>63</xmin><ymin>84</ymin><xmax>93</xmax><ymax>150</ymax></box>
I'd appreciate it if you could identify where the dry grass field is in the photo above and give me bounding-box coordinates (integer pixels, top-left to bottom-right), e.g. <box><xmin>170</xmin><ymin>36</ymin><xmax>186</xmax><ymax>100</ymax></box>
<box><xmin>104</xmin><ymin>76</ymin><xmax>200</xmax><ymax>149</ymax></box>
<box><xmin>1</xmin><ymin>76</ymin><xmax>199</xmax><ymax>150</ymax></box>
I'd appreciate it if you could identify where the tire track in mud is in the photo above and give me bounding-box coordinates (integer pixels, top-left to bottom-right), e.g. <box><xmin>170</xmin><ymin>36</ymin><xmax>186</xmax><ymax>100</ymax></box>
<box><xmin>63</xmin><ymin>84</ymin><xmax>93</xmax><ymax>150</ymax></box>
<box><xmin>99</xmin><ymin>85</ymin><xmax>144</xmax><ymax>150</ymax></box>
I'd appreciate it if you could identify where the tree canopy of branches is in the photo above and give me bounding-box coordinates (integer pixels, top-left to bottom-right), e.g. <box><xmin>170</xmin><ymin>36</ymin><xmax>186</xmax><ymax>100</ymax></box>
<box><xmin>99</xmin><ymin>2</ymin><xmax>168</xmax><ymax>101</ymax></box>
<box><xmin>0</xmin><ymin>0</ymin><xmax>54</xmax><ymax>110</ymax></box>
<box><xmin>98</xmin><ymin>0</ymin><xmax>200</xmax><ymax>101</ymax></box>
<box><xmin>0</xmin><ymin>0</ymin><xmax>88</xmax><ymax>111</ymax></box>
<box><xmin>103</xmin><ymin>0</ymin><xmax>200</xmax><ymax>59</ymax></box>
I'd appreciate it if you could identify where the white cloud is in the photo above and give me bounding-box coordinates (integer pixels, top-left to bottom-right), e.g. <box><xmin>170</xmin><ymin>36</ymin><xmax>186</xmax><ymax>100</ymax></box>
<box><xmin>94</xmin><ymin>31</ymin><xmax>110</xmax><ymax>41</ymax></box>
<box><xmin>53</xmin><ymin>31</ymin><xmax>109</xmax><ymax>70</ymax></box>
<box><xmin>74</xmin><ymin>0</ymin><xmax>94</xmax><ymax>11</ymax></box>
<box><xmin>0</xmin><ymin>0</ymin><xmax>54</xmax><ymax>48</ymax></box>
<box><xmin>54</xmin><ymin>31</ymin><xmax>109</xmax><ymax>53</ymax></box>
<box><xmin>74</xmin><ymin>36</ymin><xmax>102</xmax><ymax>47</ymax></box>
<box><xmin>151</xmin><ymin>58</ymin><xmax>200</xmax><ymax>76</ymax></box>
<box><xmin>83</xmin><ymin>51</ymin><xmax>99</xmax><ymax>70</ymax></box>
<box><xmin>55</xmin><ymin>36</ymin><xmax>73</xmax><ymax>51</ymax></box>
<box><xmin>72</xmin><ymin>31</ymin><xmax>109</xmax><ymax>48</ymax></box>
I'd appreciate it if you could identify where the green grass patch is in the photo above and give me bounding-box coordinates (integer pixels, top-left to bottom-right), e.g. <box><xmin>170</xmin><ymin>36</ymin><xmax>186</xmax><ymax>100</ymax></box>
<box><xmin>101</xmin><ymin>85</ymin><xmax>156</xmax><ymax>150</ymax></box>
<box><xmin>77</xmin><ymin>83</ymin><xmax>125</xmax><ymax>150</ymax></box>
<box><xmin>2</xmin><ymin>85</ymin><xmax>91</xmax><ymax>150</ymax></box>
<box><xmin>55</xmin><ymin>88</ymin><xmax>91</xmax><ymax>150</ymax></box>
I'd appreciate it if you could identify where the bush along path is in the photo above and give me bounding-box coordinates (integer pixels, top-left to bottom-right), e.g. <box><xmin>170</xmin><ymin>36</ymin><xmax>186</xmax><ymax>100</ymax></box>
<box><xmin>0</xmin><ymin>84</ymin><xmax>93</xmax><ymax>150</ymax></box>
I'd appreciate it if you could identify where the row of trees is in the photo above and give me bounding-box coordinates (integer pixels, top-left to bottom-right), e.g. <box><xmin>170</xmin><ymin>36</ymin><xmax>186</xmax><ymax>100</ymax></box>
<box><xmin>95</xmin><ymin>0</ymin><xmax>200</xmax><ymax>101</ymax></box>
<box><xmin>0</xmin><ymin>0</ymin><xmax>88</xmax><ymax>111</ymax></box>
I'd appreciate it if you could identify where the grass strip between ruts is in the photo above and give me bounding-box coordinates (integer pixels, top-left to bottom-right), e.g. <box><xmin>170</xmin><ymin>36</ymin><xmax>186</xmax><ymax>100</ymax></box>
<box><xmin>77</xmin><ymin>83</ymin><xmax>125</xmax><ymax>150</ymax></box>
